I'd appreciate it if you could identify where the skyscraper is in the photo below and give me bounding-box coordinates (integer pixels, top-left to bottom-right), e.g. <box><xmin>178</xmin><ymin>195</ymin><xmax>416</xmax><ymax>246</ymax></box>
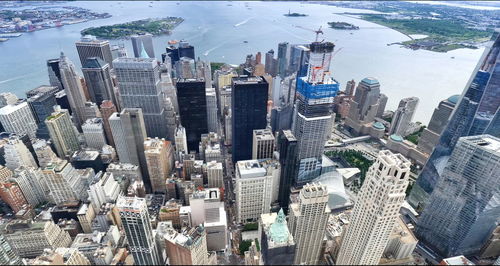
<box><xmin>45</xmin><ymin>107</ymin><xmax>80</xmax><ymax>158</ymax></box>
<box><xmin>131</xmin><ymin>34</ymin><xmax>155</xmax><ymax>59</ymax></box>
<box><xmin>109</xmin><ymin>108</ymin><xmax>150</xmax><ymax>190</ymax></box>
<box><xmin>117</xmin><ymin>196</ymin><xmax>162</xmax><ymax>265</ymax></box>
<box><xmin>47</xmin><ymin>58</ymin><xmax>64</xmax><ymax>91</ymax></box>
<box><xmin>252</xmin><ymin>129</ymin><xmax>275</xmax><ymax>160</ymax></box>
<box><xmin>0</xmin><ymin>101</ymin><xmax>38</xmax><ymax>139</ymax></box>
<box><xmin>265</xmin><ymin>49</ymin><xmax>276</xmax><ymax>76</ymax></box>
<box><xmin>144</xmin><ymin>137</ymin><xmax>173</xmax><ymax>193</ymax></box>
<box><xmin>259</xmin><ymin>209</ymin><xmax>296</xmax><ymax>265</ymax></box>
<box><xmin>288</xmin><ymin>182</ymin><xmax>329</xmax><ymax>265</ymax></box>
<box><xmin>174</xmin><ymin>125</ymin><xmax>188</xmax><ymax>155</ymax></box>
<box><xmin>277</xmin><ymin>42</ymin><xmax>290</xmax><ymax>78</ymax></box>
<box><xmin>26</xmin><ymin>85</ymin><xmax>59</xmax><ymax>140</ymax></box>
<box><xmin>59</xmin><ymin>52</ymin><xmax>89</xmax><ymax>129</ymax></box>
<box><xmin>336</xmin><ymin>150</ymin><xmax>411</xmax><ymax>265</ymax></box>
<box><xmin>206</xmin><ymin>161</ymin><xmax>223</xmax><ymax>188</ymax></box>
<box><xmin>389</xmin><ymin>97</ymin><xmax>419</xmax><ymax>136</ymax></box>
<box><xmin>277</xmin><ymin>130</ymin><xmax>298</xmax><ymax>212</ymax></box>
<box><xmin>235</xmin><ymin>160</ymin><xmax>276</xmax><ymax>223</ymax></box>
<box><xmin>4</xmin><ymin>136</ymin><xmax>37</xmax><ymax>171</ymax></box>
<box><xmin>176</xmin><ymin>79</ymin><xmax>208</xmax><ymax>152</ymax></box>
<box><xmin>13</xmin><ymin>166</ymin><xmax>47</xmax><ymax>206</ymax></box>
<box><xmin>82</xmin><ymin>118</ymin><xmax>107</xmax><ymax>150</ymax></box>
<box><xmin>231</xmin><ymin>76</ymin><xmax>268</xmax><ymax>162</ymax></box>
<box><xmin>292</xmin><ymin>41</ymin><xmax>339</xmax><ymax>185</ymax></box>
<box><xmin>82</xmin><ymin>57</ymin><xmax>117</xmax><ymax>107</ymax></box>
<box><xmin>99</xmin><ymin>100</ymin><xmax>117</xmax><ymax>148</ymax></box>
<box><xmin>206</xmin><ymin>87</ymin><xmax>218</xmax><ymax>133</ymax></box>
<box><xmin>75</xmin><ymin>35</ymin><xmax>114</xmax><ymax>68</ymax></box>
<box><xmin>416</xmin><ymin>135</ymin><xmax>500</xmax><ymax>257</ymax></box>
<box><xmin>43</xmin><ymin>160</ymin><xmax>89</xmax><ymax>205</ymax></box>
<box><xmin>417</xmin><ymin>95</ymin><xmax>458</xmax><ymax>155</ymax></box>
<box><xmin>410</xmin><ymin>33</ymin><xmax>500</xmax><ymax>209</ymax></box>
<box><xmin>0</xmin><ymin>234</ymin><xmax>21</xmax><ymax>265</ymax></box>
<box><xmin>114</xmin><ymin>57</ymin><xmax>167</xmax><ymax>138</ymax></box>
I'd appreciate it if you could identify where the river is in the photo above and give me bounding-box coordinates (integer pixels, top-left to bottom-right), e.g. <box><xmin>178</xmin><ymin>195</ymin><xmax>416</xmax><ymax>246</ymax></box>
<box><xmin>0</xmin><ymin>1</ymin><xmax>486</xmax><ymax>124</ymax></box>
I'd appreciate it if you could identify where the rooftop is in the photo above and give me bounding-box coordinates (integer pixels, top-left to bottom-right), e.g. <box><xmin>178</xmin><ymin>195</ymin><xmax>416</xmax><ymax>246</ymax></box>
<box><xmin>116</xmin><ymin>196</ymin><xmax>146</xmax><ymax>212</ymax></box>
<box><xmin>361</xmin><ymin>77</ymin><xmax>379</xmax><ymax>86</ymax></box>
<box><xmin>464</xmin><ymin>135</ymin><xmax>500</xmax><ymax>153</ymax></box>
<box><xmin>236</xmin><ymin>160</ymin><xmax>267</xmax><ymax>178</ymax></box>
<box><xmin>0</xmin><ymin>101</ymin><xmax>28</xmax><ymax>115</ymax></box>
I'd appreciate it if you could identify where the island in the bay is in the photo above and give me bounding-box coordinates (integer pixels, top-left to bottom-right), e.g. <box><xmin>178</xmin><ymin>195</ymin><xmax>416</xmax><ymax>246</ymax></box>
<box><xmin>328</xmin><ymin>21</ymin><xmax>359</xmax><ymax>30</ymax></box>
<box><xmin>284</xmin><ymin>10</ymin><xmax>307</xmax><ymax>17</ymax></box>
<box><xmin>81</xmin><ymin>17</ymin><xmax>184</xmax><ymax>39</ymax></box>
<box><xmin>327</xmin><ymin>1</ymin><xmax>497</xmax><ymax>52</ymax></box>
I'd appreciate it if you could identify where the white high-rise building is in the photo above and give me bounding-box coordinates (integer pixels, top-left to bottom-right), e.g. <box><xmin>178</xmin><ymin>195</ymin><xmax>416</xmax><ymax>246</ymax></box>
<box><xmin>0</xmin><ymin>93</ymin><xmax>18</xmax><ymax>108</ymax></box>
<box><xmin>336</xmin><ymin>150</ymin><xmax>411</xmax><ymax>265</ymax></box>
<box><xmin>252</xmin><ymin>129</ymin><xmax>275</xmax><ymax>160</ymax></box>
<box><xmin>175</xmin><ymin>126</ymin><xmax>188</xmax><ymax>155</ymax></box>
<box><xmin>117</xmin><ymin>196</ymin><xmax>162</xmax><ymax>265</ymax></box>
<box><xmin>389</xmin><ymin>97</ymin><xmax>419</xmax><ymax>136</ymax></box>
<box><xmin>13</xmin><ymin>166</ymin><xmax>47</xmax><ymax>206</ymax></box>
<box><xmin>235</xmin><ymin>160</ymin><xmax>275</xmax><ymax>223</ymax></box>
<box><xmin>188</xmin><ymin>188</ymin><xmax>228</xmax><ymax>252</ymax></box>
<box><xmin>164</xmin><ymin>97</ymin><xmax>177</xmax><ymax>142</ymax></box>
<box><xmin>206</xmin><ymin>161</ymin><xmax>223</xmax><ymax>188</ymax></box>
<box><xmin>33</xmin><ymin>139</ymin><xmax>59</xmax><ymax>168</ymax></box>
<box><xmin>88</xmin><ymin>172</ymin><xmax>120</xmax><ymax>210</ymax></box>
<box><xmin>46</xmin><ymin>107</ymin><xmax>80</xmax><ymax>159</ymax></box>
<box><xmin>0</xmin><ymin>101</ymin><xmax>38</xmax><ymax>139</ymax></box>
<box><xmin>42</xmin><ymin>160</ymin><xmax>89</xmax><ymax>205</ymax></box>
<box><xmin>82</xmin><ymin>118</ymin><xmax>107</xmax><ymax>150</ymax></box>
<box><xmin>206</xmin><ymin>88</ymin><xmax>218</xmax><ymax>133</ymax></box>
<box><xmin>3</xmin><ymin>136</ymin><xmax>37</xmax><ymax>171</ymax></box>
<box><xmin>288</xmin><ymin>182</ymin><xmax>330</xmax><ymax>265</ymax></box>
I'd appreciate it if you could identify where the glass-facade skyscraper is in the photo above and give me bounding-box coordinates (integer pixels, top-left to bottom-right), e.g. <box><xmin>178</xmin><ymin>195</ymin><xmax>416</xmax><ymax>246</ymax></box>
<box><xmin>176</xmin><ymin>79</ymin><xmax>208</xmax><ymax>152</ymax></box>
<box><xmin>292</xmin><ymin>41</ymin><xmax>339</xmax><ymax>185</ymax></box>
<box><xmin>416</xmin><ymin>135</ymin><xmax>500</xmax><ymax>257</ymax></box>
<box><xmin>231</xmin><ymin>76</ymin><xmax>268</xmax><ymax>163</ymax></box>
<box><xmin>409</xmin><ymin>33</ymin><xmax>500</xmax><ymax>209</ymax></box>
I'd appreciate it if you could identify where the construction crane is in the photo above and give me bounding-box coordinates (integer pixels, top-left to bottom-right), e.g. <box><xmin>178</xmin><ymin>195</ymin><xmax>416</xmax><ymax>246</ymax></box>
<box><xmin>294</xmin><ymin>25</ymin><xmax>324</xmax><ymax>42</ymax></box>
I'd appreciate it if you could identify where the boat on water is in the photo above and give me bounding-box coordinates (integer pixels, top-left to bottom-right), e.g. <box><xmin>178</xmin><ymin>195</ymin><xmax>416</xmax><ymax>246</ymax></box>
<box><xmin>168</xmin><ymin>40</ymin><xmax>179</xmax><ymax>45</ymax></box>
<box><xmin>0</xmin><ymin>33</ymin><xmax>22</xmax><ymax>38</ymax></box>
<box><xmin>243</xmin><ymin>41</ymin><xmax>248</xmax><ymax>43</ymax></box>
<box><xmin>0</xmin><ymin>38</ymin><xmax>8</xmax><ymax>42</ymax></box>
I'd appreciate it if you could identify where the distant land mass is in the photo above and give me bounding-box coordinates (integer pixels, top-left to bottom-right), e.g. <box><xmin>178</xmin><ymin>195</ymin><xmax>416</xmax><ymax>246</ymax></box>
<box><xmin>81</xmin><ymin>17</ymin><xmax>184</xmax><ymax>39</ymax></box>
<box><xmin>328</xmin><ymin>21</ymin><xmax>360</xmax><ymax>30</ymax></box>
<box><xmin>284</xmin><ymin>11</ymin><xmax>307</xmax><ymax>17</ymax></box>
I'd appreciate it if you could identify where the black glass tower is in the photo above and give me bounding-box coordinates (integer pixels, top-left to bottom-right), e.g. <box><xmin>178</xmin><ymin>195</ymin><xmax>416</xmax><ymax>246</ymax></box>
<box><xmin>231</xmin><ymin>76</ymin><xmax>268</xmax><ymax>163</ymax></box>
<box><xmin>176</xmin><ymin>79</ymin><xmax>208</xmax><ymax>152</ymax></box>
<box><xmin>277</xmin><ymin>130</ymin><xmax>297</xmax><ymax>213</ymax></box>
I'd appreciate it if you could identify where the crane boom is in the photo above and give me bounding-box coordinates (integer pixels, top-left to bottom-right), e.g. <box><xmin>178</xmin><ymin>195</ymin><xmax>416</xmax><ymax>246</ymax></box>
<box><xmin>294</xmin><ymin>25</ymin><xmax>324</xmax><ymax>42</ymax></box>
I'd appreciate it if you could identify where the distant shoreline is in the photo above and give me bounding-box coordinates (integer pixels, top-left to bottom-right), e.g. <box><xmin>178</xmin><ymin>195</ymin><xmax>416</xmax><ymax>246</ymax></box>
<box><xmin>81</xmin><ymin>17</ymin><xmax>184</xmax><ymax>39</ymax></box>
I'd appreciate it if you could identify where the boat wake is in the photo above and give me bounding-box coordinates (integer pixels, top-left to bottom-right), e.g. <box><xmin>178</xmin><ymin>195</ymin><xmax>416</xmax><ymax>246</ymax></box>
<box><xmin>0</xmin><ymin>73</ymin><xmax>34</xmax><ymax>85</ymax></box>
<box><xmin>203</xmin><ymin>42</ymin><xmax>227</xmax><ymax>56</ymax></box>
<box><xmin>234</xmin><ymin>17</ymin><xmax>253</xmax><ymax>27</ymax></box>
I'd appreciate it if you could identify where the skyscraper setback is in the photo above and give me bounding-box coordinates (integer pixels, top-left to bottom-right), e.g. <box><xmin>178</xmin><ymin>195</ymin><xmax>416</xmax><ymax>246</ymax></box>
<box><xmin>336</xmin><ymin>150</ymin><xmax>411</xmax><ymax>265</ymax></box>
<box><xmin>75</xmin><ymin>35</ymin><xmax>114</xmax><ymax>68</ymax></box>
<box><xmin>114</xmin><ymin>57</ymin><xmax>168</xmax><ymax>138</ymax></box>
